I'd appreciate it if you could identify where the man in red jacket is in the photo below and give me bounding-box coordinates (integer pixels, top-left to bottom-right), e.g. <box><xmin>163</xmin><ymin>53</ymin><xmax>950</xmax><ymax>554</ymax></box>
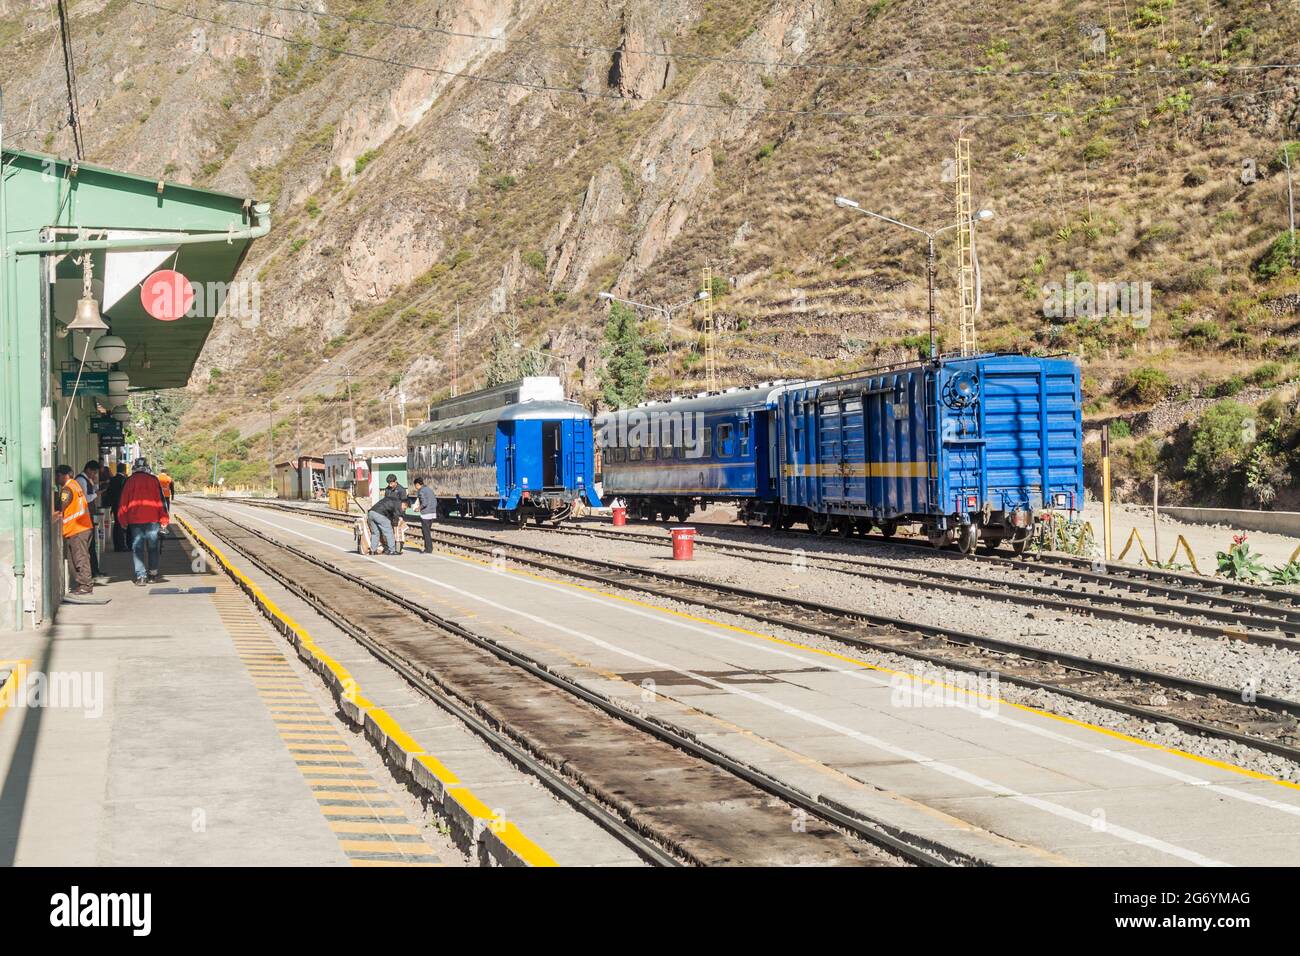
<box><xmin>118</xmin><ymin>458</ymin><xmax>169</xmax><ymax>585</ymax></box>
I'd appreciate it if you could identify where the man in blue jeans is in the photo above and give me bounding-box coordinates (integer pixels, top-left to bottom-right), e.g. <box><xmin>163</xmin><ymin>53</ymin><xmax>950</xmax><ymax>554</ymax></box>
<box><xmin>117</xmin><ymin>458</ymin><xmax>169</xmax><ymax>585</ymax></box>
<box><xmin>365</xmin><ymin>494</ymin><xmax>404</xmax><ymax>555</ymax></box>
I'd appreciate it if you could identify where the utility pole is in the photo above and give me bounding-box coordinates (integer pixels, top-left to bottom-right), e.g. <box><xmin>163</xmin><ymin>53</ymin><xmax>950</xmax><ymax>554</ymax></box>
<box><xmin>267</xmin><ymin>400</ymin><xmax>275</xmax><ymax>493</ymax></box>
<box><xmin>453</xmin><ymin>301</ymin><xmax>460</xmax><ymax>397</ymax></box>
<box><xmin>1285</xmin><ymin>142</ymin><xmax>1296</xmax><ymax>268</ymax></box>
<box><xmin>701</xmin><ymin>267</ymin><xmax>717</xmax><ymax>393</ymax></box>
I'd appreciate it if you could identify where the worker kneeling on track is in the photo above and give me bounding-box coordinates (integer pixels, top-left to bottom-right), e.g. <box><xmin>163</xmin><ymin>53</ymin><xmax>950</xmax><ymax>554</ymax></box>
<box><xmin>365</xmin><ymin>493</ymin><xmax>405</xmax><ymax>556</ymax></box>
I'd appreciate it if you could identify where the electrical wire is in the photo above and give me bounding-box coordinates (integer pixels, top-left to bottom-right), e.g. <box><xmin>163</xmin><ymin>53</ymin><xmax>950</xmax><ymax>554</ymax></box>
<box><xmin>211</xmin><ymin>0</ymin><xmax>1300</xmax><ymax>80</ymax></box>
<box><xmin>130</xmin><ymin>0</ymin><xmax>1292</xmax><ymax>122</ymax></box>
<box><xmin>55</xmin><ymin>0</ymin><xmax>84</xmax><ymax>159</ymax></box>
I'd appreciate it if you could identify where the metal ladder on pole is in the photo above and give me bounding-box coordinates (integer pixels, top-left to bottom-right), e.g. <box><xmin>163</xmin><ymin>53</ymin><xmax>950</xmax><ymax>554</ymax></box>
<box><xmin>955</xmin><ymin>137</ymin><xmax>977</xmax><ymax>357</ymax></box>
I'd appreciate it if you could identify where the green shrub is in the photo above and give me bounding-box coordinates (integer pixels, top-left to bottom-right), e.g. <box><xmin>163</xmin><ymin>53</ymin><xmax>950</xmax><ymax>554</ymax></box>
<box><xmin>353</xmin><ymin>149</ymin><xmax>380</xmax><ymax>175</ymax></box>
<box><xmin>1117</xmin><ymin>366</ymin><xmax>1171</xmax><ymax>406</ymax></box>
<box><xmin>1212</xmin><ymin>376</ymin><xmax>1245</xmax><ymax>397</ymax></box>
<box><xmin>1248</xmin><ymin>362</ymin><xmax>1284</xmax><ymax>388</ymax></box>
<box><xmin>1109</xmin><ymin>418</ymin><xmax>1131</xmax><ymax>439</ymax></box>
<box><xmin>1188</xmin><ymin>401</ymin><xmax>1254</xmax><ymax>487</ymax></box>
<box><xmin>1254</xmin><ymin>232</ymin><xmax>1299</xmax><ymax>282</ymax></box>
<box><xmin>1081</xmin><ymin>137</ymin><xmax>1111</xmax><ymax>162</ymax></box>
<box><xmin>522</xmin><ymin>249</ymin><xmax>546</xmax><ymax>273</ymax></box>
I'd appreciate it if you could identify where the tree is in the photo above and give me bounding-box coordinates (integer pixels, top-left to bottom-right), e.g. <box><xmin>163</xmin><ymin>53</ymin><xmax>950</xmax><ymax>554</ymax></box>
<box><xmin>127</xmin><ymin>389</ymin><xmax>193</xmax><ymax>467</ymax></box>
<box><xmin>1187</xmin><ymin>400</ymin><xmax>1254</xmax><ymax>495</ymax></box>
<box><xmin>598</xmin><ymin>301</ymin><xmax>648</xmax><ymax>409</ymax></box>
<box><xmin>485</xmin><ymin>315</ymin><xmax>549</xmax><ymax>386</ymax></box>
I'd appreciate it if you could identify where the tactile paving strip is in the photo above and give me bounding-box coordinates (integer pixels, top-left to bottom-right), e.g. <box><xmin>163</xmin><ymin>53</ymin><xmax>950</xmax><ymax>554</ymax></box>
<box><xmin>207</xmin><ymin>577</ymin><xmax>440</xmax><ymax>867</ymax></box>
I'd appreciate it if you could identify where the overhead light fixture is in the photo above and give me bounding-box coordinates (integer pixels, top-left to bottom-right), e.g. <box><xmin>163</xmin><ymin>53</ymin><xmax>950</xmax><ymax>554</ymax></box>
<box><xmin>111</xmin><ymin>404</ymin><xmax>131</xmax><ymax>422</ymax></box>
<box><xmin>108</xmin><ymin>371</ymin><xmax>130</xmax><ymax>396</ymax></box>
<box><xmin>66</xmin><ymin>253</ymin><xmax>110</xmax><ymax>333</ymax></box>
<box><xmin>94</xmin><ymin>335</ymin><xmax>127</xmax><ymax>364</ymax></box>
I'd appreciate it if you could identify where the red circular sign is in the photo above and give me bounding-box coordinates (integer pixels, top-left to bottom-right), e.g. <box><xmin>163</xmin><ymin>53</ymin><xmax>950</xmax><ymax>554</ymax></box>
<box><xmin>140</xmin><ymin>269</ymin><xmax>195</xmax><ymax>321</ymax></box>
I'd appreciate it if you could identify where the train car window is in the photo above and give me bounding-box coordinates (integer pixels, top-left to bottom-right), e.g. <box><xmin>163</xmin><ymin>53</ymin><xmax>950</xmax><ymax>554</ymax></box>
<box><xmin>441</xmin><ymin>442</ymin><xmax>451</xmax><ymax>467</ymax></box>
<box><xmin>629</xmin><ymin>446</ymin><xmax>642</xmax><ymax>462</ymax></box>
<box><xmin>486</xmin><ymin>437</ymin><xmax>496</xmax><ymax>465</ymax></box>
<box><xmin>702</xmin><ymin>427</ymin><xmax>713</xmax><ymax>457</ymax></box>
<box><xmin>645</xmin><ymin>446</ymin><xmax>656</xmax><ymax>461</ymax></box>
<box><xmin>717</xmin><ymin>423</ymin><xmax>734</xmax><ymax>457</ymax></box>
<box><xmin>468</xmin><ymin>439</ymin><xmax>480</xmax><ymax>465</ymax></box>
<box><xmin>739</xmin><ymin>420</ymin><xmax>751</xmax><ymax>455</ymax></box>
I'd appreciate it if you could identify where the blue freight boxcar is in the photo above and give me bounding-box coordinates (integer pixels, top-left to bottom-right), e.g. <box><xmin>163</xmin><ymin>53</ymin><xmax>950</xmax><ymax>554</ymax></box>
<box><xmin>408</xmin><ymin>377</ymin><xmax>602</xmax><ymax>526</ymax></box>
<box><xmin>595</xmin><ymin>384</ymin><xmax>802</xmax><ymax>523</ymax></box>
<box><xmin>777</xmin><ymin>354</ymin><xmax>1083</xmax><ymax>553</ymax></box>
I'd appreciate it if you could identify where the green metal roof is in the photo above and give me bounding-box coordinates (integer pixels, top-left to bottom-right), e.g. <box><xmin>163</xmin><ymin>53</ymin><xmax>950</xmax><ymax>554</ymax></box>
<box><xmin>2</xmin><ymin>148</ymin><xmax>268</xmax><ymax>389</ymax></box>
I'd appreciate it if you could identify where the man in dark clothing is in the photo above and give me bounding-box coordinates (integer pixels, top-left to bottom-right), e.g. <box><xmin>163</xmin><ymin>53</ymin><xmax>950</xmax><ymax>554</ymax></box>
<box><xmin>104</xmin><ymin>463</ymin><xmax>129</xmax><ymax>552</ymax></box>
<box><xmin>382</xmin><ymin>474</ymin><xmax>405</xmax><ymax>502</ymax></box>
<box><xmin>412</xmin><ymin>476</ymin><xmax>437</xmax><ymax>555</ymax></box>
<box><xmin>366</xmin><ymin>494</ymin><xmax>404</xmax><ymax>555</ymax></box>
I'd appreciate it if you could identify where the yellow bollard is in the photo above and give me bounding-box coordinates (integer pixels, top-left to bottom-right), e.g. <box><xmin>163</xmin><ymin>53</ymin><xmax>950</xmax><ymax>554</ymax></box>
<box><xmin>1101</xmin><ymin>424</ymin><xmax>1113</xmax><ymax>562</ymax></box>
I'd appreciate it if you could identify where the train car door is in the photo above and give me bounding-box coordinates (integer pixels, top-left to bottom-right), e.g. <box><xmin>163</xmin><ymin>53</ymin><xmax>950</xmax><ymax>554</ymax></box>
<box><xmin>543</xmin><ymin>421</ymin><xmax>560</xmax><ymax>488</ymax></box>
<box><xmin>818</xmin><ymin>397</ymin><xmax>845</xmax><ymax>505</ymax></box>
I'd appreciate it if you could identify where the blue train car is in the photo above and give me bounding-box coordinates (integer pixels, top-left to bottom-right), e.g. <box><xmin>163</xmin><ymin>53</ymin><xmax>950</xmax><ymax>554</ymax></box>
<box><xmin>595</xmin><ymin>383</ymin><xmax>803</xmax><ymax>524</ymax></box>
<box><xmin>408</xmin><ymin>377</ymin><xmax>602</xmax><ymax>526</ymax></box>
<box><xmin>778</xmin><ymin>354</ymin><xmax>1083</xmax><ymax>552</ymax></box>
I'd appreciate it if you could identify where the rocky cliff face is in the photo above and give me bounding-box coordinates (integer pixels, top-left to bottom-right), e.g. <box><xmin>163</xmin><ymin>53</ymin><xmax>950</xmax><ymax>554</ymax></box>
<box><xmin>3</xmin><ymin>0</ymin><xmax>1298</xmax><ymax>474</ymax></box>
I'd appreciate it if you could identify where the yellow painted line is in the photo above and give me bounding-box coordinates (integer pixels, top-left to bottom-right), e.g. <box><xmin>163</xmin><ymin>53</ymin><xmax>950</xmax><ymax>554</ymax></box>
<box><xmin>178</xmin><ymin>510</ymin><xmax>559</xmax><ymax>867</ymax></box>
<box><xmin>287</xmin><ymin>743</ymin><xmax>352</xmax><ymax>752</ymax></box>
<box><xmin>397</xmin><ymin>519</ymin><xmax>1300</xmax><ymax>796</ymax></box>
<box><xmin>414</xmin><ymin>754</ymin><xmax>460</xmax><ymax>787</ymax></box>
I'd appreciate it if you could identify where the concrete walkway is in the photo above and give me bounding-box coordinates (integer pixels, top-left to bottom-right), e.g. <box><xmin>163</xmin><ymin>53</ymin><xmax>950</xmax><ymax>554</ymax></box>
<box><xmin>0</xmin><ymin>532</ymin><xmax>441</xmax><ymax>866</ymax></box>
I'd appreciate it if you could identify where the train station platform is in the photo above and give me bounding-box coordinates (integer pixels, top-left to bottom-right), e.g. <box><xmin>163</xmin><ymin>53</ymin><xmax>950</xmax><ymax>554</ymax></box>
<box><xmin>0</xmin><ymin>531</ymin><xmax>443</xmax><ymax>866</ymax></box>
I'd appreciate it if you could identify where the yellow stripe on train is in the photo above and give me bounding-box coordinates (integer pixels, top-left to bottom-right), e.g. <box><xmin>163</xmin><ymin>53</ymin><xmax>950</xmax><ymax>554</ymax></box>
<box><xmin>780</xmin><ymin>462</ymin><xmax>936</xmax><ymax>478</ymax></box>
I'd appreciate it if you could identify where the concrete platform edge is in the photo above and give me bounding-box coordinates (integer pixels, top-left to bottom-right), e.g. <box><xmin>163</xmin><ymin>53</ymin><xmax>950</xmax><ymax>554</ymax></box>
<box><xmin>176</xmin><ymin>513</ymin><xmax>557</xmax><ymax>869</ymax></box>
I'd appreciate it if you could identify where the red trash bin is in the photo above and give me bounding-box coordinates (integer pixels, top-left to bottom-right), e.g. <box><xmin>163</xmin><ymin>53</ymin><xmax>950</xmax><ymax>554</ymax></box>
<box><xmin>612</xmin><ymin>506</ymin><xmax>627</xmax><ymax>526</ymax></box>
<box><xmin>671</xmin><ymin>526</ymin><xmax>696</xmax><ymax>560</ymax></box>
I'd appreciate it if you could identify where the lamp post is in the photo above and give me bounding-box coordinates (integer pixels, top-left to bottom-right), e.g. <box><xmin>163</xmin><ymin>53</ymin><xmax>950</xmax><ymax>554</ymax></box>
<box><xmin>596</xmin><ymin>290</ymin><xmax>706</xmax><ymax>400</ymax></box>
<box><xmin>834</xmin><ymin>196</ymin><xmax>993</xmax><ymax>360</ymax></box>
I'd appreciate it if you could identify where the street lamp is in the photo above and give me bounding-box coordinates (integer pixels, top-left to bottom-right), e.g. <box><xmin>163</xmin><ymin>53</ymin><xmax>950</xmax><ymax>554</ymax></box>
<box><xmin>596</xmin><ymin>290</ymin><xmax>707</xmax><ymax>400</ymax></box>
<box><xmin>834</xmin><ymin>196</ymin><xmax>993</xmax><ymax>359</ymax></box>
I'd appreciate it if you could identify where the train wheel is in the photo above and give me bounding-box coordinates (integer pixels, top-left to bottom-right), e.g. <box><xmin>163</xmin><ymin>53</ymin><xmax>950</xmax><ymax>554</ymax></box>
<box><xmin>511</xmin><ymin>511</ymin><xmax>527</xmax><ymax>529</ymax></box>
<box><xmin>809</xmin><ymin>513</ymin><xmax>832</xmax><ymax>536</ymax></box>
<box><xmin>957</xmin><ymin>524</ymin><xmax>980</xmax><ymax>555</ymax></box>
<box><xmin>836</xmin><ymin>518</ymin><xmax>853</xmax><ymax>538</ymax></box>
<box><xmin>1010</xmin><ymin>537</ymin><xmax>1029</xmax><ymax>556</ymax></box>
<box><xmin>979</xmin><ymin>537</ymin><xmax>1003</xmax><ymax>554</ymax></box>
<box><xmin>927</xmin><ymin>531</ymin><xmax>948</xmax><ymax>549</ymax></box>
<box><xmin>854</xmin><ymin>519</ymin><xmax>872</xmax><ymax>537</ymax></box>
<box><xmin>879</xmin><ymin>520</ymin><xmax>898</xmax><ymax>539</ymax></box>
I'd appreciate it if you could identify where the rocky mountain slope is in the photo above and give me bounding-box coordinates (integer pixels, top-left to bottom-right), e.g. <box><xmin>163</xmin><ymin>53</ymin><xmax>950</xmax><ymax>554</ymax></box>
<box><xmin>3</xmin><ymin>0</ymin><xmax>1299</xmax><ymax>503</ymax></box>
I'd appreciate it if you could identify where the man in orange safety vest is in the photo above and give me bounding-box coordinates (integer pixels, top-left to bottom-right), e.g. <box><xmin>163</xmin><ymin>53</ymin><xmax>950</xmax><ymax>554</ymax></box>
<box><xmin>58</xmin><ymin>464</ymin><xmax>109</xmax><ymax>604</ymax></box>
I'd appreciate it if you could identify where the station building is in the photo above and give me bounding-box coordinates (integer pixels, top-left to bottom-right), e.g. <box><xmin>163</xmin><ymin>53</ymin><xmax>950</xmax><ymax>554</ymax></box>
<box><xmin>0</xmin><ymin>148</ymin><xmax>269</xmax><ymax>631</ymax></box>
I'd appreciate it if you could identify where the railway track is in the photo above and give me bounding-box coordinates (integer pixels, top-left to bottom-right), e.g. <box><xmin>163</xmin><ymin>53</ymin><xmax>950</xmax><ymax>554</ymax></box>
<box><xmin>183</xmin><ymin>504</ymin><xmax>963</xmax><ymax>868</ymax></box>
<box><xmin>231</xmin><ymin>499</ymin><xmax>1300</xmax><ymax>765</ymax></box>
<box><xmin>534</xmin><ymin>521</ymin><xmax>1300</xmax><ymax>647</ymax></box>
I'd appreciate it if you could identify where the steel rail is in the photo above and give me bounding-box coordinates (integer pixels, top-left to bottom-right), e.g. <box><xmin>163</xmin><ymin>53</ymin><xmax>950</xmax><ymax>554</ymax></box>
<box><xmin>231</xmin><ymin>500</ymin><xmax>1300</xmax><ymax>765</ymax></box>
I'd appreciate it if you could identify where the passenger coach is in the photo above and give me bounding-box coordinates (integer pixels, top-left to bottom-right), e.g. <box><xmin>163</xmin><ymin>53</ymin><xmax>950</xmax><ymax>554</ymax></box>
<box><xmin>407</xmin><ymin>377</ymin><xmax>602</xmax><ymax>525</ymax></box>
<box><xmin>595</xmin><ymin>383</ymin><xmax>805</xmax><ymax>525</ymax></box>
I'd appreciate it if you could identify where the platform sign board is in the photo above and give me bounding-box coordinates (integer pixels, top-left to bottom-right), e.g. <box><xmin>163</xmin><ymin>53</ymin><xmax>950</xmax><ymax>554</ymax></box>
<box><xmin>60</xmin><ymin>371</ymin><xmax>108</xmax><ymax>397</ymax></box>
<box><xmin>90</xmin><ymin>416</ymin><xmax>119</xmax><ymax>434</ymax></box>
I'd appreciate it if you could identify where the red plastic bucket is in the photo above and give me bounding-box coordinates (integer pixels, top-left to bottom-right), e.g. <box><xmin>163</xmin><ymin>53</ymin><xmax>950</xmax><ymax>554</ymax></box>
<box><xmin>612</xmin><ymin>506</ymin><xmax>627</xmax><ymax>527</ymax></box>
<box><xmin>671</xmin><ymin>526</ymin><xmax>696</xmax><ymax>560</ymax></box>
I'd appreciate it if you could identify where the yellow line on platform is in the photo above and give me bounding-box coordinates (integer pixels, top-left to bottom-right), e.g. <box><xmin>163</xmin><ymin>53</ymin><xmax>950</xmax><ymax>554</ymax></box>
<box><xmin>177</xmin><ymin>511</ymin><xmax>558</xmax><ymax>867</ymax></box>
